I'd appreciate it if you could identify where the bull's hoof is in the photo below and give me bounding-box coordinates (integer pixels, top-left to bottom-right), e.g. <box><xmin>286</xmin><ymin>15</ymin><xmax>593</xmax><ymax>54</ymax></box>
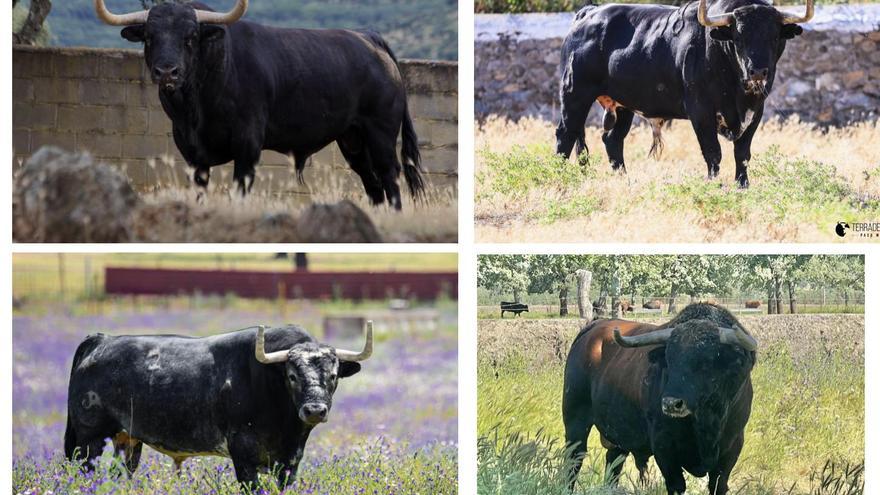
<box><xmin>611</xmin><ymin>162</ymin><xmax>626</xmax><ymax>174</ymax></box>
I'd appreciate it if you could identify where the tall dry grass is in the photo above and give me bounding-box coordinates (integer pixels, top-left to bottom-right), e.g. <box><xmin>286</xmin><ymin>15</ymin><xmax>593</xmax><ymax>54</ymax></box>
<box><xmin>475</xmin><ymin>117</ymin><xmax>880</xmax><ymax>243</ymax></box>
<box><xmin>127</xmin><ymin>155</ymin><xmax>457</xmax><ymax>243</ymax></box>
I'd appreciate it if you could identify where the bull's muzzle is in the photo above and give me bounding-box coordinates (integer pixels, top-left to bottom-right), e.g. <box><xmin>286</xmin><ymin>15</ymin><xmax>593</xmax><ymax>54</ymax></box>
<box><xmin>152</xmin><ymin>65</ymin><xmax>181</xmax><ymax>91</ymax></box>
<box><xmin>661</xmin><ymin>397</ymin><xmax>692</xmax><ymax>418</ymax></box>
<box><xmin>299</xmin><ymin>402</ymin><xmax>329</xmax><ymax>425</ymax></box>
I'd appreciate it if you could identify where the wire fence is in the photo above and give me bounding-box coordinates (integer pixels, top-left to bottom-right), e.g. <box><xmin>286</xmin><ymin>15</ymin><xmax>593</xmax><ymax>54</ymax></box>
<box><xmin>478</xmin><ymin>292</ymin><xmax>865</xmax><ymax>317</ymax></box>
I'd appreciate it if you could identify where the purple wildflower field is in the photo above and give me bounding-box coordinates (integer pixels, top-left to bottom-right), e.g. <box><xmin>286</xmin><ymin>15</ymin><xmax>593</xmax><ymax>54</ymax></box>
<box><xmin>13</xmin><ymin>307</ymin><xmax>458</xmax><ymax>494</ymax></box>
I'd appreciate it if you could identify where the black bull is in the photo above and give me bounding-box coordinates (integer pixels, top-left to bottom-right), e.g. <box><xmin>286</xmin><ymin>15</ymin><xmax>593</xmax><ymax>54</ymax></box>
<box><xmin>64</xmin><ymin>323</ymin><xmax>372</xmax><ymax>489</ymax></box>
<box><xmin>556</xmin><ymin>0</ymin><xmax>813</xmax><ymax>188</ymax></box>
<box><xmin>562</xmin><ymin>303</ymin><xmax>757</xmax><ymax>495</ymax></box>
<box><xmin>96</xmin><ymin>0</ymin><xmax>423</xmax><ymax>209</ymax></box>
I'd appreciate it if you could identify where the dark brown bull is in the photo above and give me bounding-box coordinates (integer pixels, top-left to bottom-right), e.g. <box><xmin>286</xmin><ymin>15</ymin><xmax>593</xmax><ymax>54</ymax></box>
<box><xmin>745</xmin><ymin>300</ymin><xmax>761</xmax><ymax>308</ymax></box>
<box><xmin>562</xmin><ymin>303</ymin><xmax>757</xmax><ymax>494</ymax></box>
<box><xmin>643</xmin><ymin>299</ymin><xmax>662</xmax><ymax>310</ymax></box>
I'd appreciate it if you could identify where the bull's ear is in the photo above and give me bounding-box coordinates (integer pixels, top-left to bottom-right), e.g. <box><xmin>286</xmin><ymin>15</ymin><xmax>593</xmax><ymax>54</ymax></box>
<box><xmin>200</xmin><ymin>24</ymin><xmax>226</xmax><ymax>42</ymax></box>
<box><xmin>709</xmin><ymin>27</ymin><xmax>733</xmax><ymax>42</ymax></box>
<box><xmin>780</xmin><ymin>24</ymin><xmax>803</xmax><ymax>39</ymax></box>
<box><xmin>338</xmin><ymin>361</ymin><xmax>361</xmax><ymax>378</ymax></box>
<box><xmin>647</xmin><ymin>347</ymin><xmax>667</xmax><ymax>366</ymax></box>
<box><xmin>121</xmin><ymin>25</ymin><xmax>146</xmax><ymax>43</ymax></box>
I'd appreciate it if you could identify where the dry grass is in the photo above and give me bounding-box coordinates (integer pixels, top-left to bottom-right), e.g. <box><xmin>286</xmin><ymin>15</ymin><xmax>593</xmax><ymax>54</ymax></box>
<box><xmin>118</xmin><ymin>155</ymin><xmax>455</xmax><ymax>243</ymax></box>
<box><xmin>477</xmin><ymin>314</ymin><xmax>865</xmax><ymax>368</ymax></box>
<box><xmin>475</xmin><ymin>117</ymin><xmax>880</xmax><ymax>242</ymax></box>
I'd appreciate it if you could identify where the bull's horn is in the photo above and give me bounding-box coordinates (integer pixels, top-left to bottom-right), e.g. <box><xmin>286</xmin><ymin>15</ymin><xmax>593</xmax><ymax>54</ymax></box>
<box><xmin>336</xmin><ymin>321</ymin><xmax>373</xmax><ymax>362</ymax></box>
<box><xmin>780</xmin><ymin>0</ymin><xmax>814</xmax><ymax>25</ymax></box>
<box><xmin>255</xmin><ymin>325</ymin><xmax>290</xmax><ymax>364</ymax></box>
<box><xmin>613</xmin><ymin>326</ymin><xmax>674</xmax><ymax>348</ymax></box>
<box><xmin>697</xmin><ymin>0</ymin><xmax>734</xmax><ymax>27</ymax></box>
<box><xmin>94</xmin><ymin>0</ymin><xmax>149</xmax><ymax>26</ymax></box>
<box><xmin>195</xmin><ymin>0</ymin><xmax>248</xmax><ymax>24</ymax></box>
<box><xmin>718</xmin><ymin>324</ymin><xmax>758</xmax><ymax>352</ymax></box>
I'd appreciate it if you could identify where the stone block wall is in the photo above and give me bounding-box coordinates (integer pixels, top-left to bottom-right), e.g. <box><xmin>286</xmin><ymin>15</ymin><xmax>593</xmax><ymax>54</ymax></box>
<box><xmin>475</xmin><ymin>5</ymin><xmax>880</xmax><ymax>125</ymax></box>
<box><xmin>13</xmin><ymin>46</ymin><xmax>458</xmax><ymax>195</ymax></box>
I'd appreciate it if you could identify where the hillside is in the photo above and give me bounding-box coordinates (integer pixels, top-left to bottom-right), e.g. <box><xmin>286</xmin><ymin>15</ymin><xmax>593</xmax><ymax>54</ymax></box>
<box><xmin>32</xmin><ymin>0</ymin><xmax>457</xmax><ymax>60</ymax></box>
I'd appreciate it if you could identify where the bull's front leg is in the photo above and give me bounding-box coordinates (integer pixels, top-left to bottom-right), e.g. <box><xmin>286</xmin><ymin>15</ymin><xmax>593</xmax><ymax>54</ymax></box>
<box><xmin>276</xmin><ymin>429</ymin><xmax>312</xmax><ymax>488</ymax></box>
<box><xmin>688</xmin><ymin>116</ymin><xmax>722</xmax><ymax>180</ymax></box>
<box><xmin>229</xmin><ymin>432</ymin><xmax>261</xmax><ymax>491</ymax></box>
<box><xmin>193</xmin><ymin>166</ymin><xmax>210</xmax><ymax>203</ymax></box>
<box><xmin>232</xmin><ymin>148</ymin><xmax>260</xmax><ymax>197</ymax></box>
<box><xmin>732</xmin><ymin>108</ymin><xmax>762</xmax><ymax>189</ymax></box>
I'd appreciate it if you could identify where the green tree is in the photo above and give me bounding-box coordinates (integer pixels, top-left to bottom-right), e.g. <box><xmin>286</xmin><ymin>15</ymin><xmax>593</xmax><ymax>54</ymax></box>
<box><xmin>478</xmin><ymin>255</ymin><xmax>532</xmax><ymax>303</ymax></box>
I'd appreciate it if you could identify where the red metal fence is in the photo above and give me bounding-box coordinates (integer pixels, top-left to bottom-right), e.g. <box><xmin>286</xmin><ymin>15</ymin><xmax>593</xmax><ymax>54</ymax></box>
<box><xmin>105</xmin><ymin>267</ymin><xmax>457</xmax><ymax>301</ymax></box>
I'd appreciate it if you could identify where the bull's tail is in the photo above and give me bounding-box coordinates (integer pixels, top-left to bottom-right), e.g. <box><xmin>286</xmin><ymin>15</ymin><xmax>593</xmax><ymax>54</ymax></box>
<box><xmin>64</xmin><ymin>334</ymin><xmax>104</xmax><ymax>460</ymax></box>
<box><xmin>362</xmin><ymin>30</ymin><xmax>426</xmax><ymax>200</ymax></box>
<box><xmin>400</xmin><ymin>101</ymin><xmax>425</xmax><ymax>199</ymax></box>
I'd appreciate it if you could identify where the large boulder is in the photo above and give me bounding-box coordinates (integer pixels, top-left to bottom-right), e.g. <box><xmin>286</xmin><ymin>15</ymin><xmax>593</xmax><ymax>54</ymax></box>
<box><xmin>14</xmin><ymin>147</ymin><xmax>140</xmax><ymax>242</ymax></box>
<box><xmin>296</xmin><ymin>200</ymin><xmax>382</xmax><ymax>243</ymax></box>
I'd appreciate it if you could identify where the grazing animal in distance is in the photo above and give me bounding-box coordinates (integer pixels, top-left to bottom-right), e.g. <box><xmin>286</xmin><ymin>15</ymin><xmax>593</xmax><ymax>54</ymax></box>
<box><xmin>562</xmin><ymin>303</ymin><xmax>757</xmax><ymax>494</ymax></box>
<box><xmin>745</xmin><ymin>300</ymin><xmax>761</xmax><ymax>308</ymax></box>
<box><xmin>65</xmin><ymin>322</ymin><xmax>373</xmax><ymax>489</ymax></box>
<box><xmin>643</xmin><ymin>299</ymin><xmax>663</xmax><ymax>310</ymax></box>
<box><xmin>95</xmin><ymin>0</ymin><xmax>423</xmax><ymax>209</ymax></box>
<box><xmin>556</xmin><ymin>0</ymin><xmax>813</xmax><ymax>188</ymax></box>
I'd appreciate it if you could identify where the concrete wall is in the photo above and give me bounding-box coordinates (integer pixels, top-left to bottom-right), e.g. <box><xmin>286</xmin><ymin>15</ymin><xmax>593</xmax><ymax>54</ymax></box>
<box><xmin>475</xmin><ymin>5</ymin><xmax>880</xmax><ymax>125</ymax></box>
<box><xmin>12</xmin><ymin>46</ymin><xmax>458</xmax><ymax>195</ymax></box>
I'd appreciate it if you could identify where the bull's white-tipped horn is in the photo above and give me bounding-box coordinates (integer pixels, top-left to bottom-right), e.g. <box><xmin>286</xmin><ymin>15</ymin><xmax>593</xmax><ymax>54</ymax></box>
<box><xmin>94</xmin><ymin>0</ymin><xmax>149</xmax><ymax>26</ymax></box>
<box><xmin>195</xmin><ymin>0</ymin><xmax>248</xmax><ymax>24</ymax></box>
<box><xmin>779</xmin><ymin>0</ymin><xmax>814</xmax><ymax>24</ymax></box>
<box><xmin>612</xmin><ymin>326</ymin><xmax>675</xmax><ymax>348</ymax></box>
<box><xmin>336</xmin><ymin>320</ymin><xmax>373</xmax><ymax>362</ymax></box>
<box><xmin>255</xmin><ymin>325</ymin><xmax>290</xmax><ymax>364</ymax></box>
<box><xmin>697</xmin><ymin>0</ymin><xmax>734</xmax><ymax>28</ymax></box>
<box><xmin>718</xmin><ymin>324</ymin><xmax>758</xmax><ymax>352</ymax></box>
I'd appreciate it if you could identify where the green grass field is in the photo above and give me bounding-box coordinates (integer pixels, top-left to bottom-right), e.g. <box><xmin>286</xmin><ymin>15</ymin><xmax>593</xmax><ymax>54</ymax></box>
<box><xmin>476</xmin><ymin>118</ymin><xmax>880</xmax><ymax>243</ymax></box>
<box><xmin>477</xmin><ymin>316</ymin><xmax>864</xmax><ymax>494</ymax></box>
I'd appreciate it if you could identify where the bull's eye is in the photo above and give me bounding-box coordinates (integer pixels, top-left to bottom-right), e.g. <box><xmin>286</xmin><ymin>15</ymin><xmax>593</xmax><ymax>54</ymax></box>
<box><xmin>330</xmin><ymin>373</ymin><xmax>338</xmax><ymax>382</ymax></box>
<box><xmin>288</xmin><ymin>373</ymin><xmax>298</xmax><ymax>383</ymax></box>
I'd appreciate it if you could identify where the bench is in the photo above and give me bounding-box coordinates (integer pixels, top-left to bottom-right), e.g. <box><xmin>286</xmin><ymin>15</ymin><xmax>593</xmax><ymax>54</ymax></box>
<box><xmin>500</xmin><ymin>301</ymin><xmax>529</xmax><ymax>317</ymax></box>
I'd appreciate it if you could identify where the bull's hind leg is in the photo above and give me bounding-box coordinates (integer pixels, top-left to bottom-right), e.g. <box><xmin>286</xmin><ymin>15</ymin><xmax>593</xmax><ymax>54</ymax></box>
<box><xmin>337</xmin><ymin>129</ymin><xmax>385</xmax><ymax>206</ymax></box>
<box><xmin>601</xmin><ymin>108</ymin><xmax>634</xmax><ymax>172</ymax></box>
<box><xmin>364</xmin><ymin>125</ymin><xmax>405</xmax><ymax>210</ymax></box>
<box><xmin>556</xmin><ymin>85</ymin><xmax>598</xmax><ymax>160</ymax></box>
<box><xmin>68</xmin><ymin>433</ymin><xmax>110</xmax><ymax>472</ymax></box>
<box><xmin>562</xmin><ymin>373</ymin><xmax>593</xmax><ymax>490</ymax></box>
<box><xmin>112</xmin><ymin>432</ymin><xmax>143</xmax><ymax>475</ymax></box>
<box><xmin>599</xmin><ymin>435</ymin><xmax>628</xmax><ymax>485</ymax></box>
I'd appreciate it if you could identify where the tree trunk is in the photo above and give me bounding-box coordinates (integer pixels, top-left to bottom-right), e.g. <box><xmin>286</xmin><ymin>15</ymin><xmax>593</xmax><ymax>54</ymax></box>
<box><xmin>610</xmin><ymin>275</ymin><xmax>621</xmax><ymax>319</ymax></box>
<box><xmin>774</xmin><ymin>276</ymin><xmax>783</xmax><ymax>314</ymax></box>
<box><xmin>559</xmin><ymin>286</ymin><xmax>569</xmax><ymax>317</ymax></box>
<box><xmin>668</xmin><ymin>284</ymin><xmax>678</xmax><ymax>314</ymax></box>
<box><xmin>767</xmin><ymin>287</ymin><xmax>775</xmax><ymax>315</ymax></box>
<box><xmin>576</xmin><ymin>270</ymin><xmax>593</xmax><ymax>320</ymax></box>
<box><xmin>13</xmin><ymin>0</ymin><xmax>51</xmax><ymax>46</ymax></box>
<box><xmin>513</xmin><ymin>289</ymin><xmax>521</xmax><ymax>304</ymax></box>
<box><xmin>787</xmin><ymin>280</ymin><xmax>797</xmax><ymax>314</ymax></box>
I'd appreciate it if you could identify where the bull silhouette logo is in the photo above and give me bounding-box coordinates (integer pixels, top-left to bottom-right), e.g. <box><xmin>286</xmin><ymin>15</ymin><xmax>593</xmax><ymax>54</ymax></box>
<box><xmin>835</xmin><ymin>222</ymin><xmax>849</xmax><ymax>237</ymax></box>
